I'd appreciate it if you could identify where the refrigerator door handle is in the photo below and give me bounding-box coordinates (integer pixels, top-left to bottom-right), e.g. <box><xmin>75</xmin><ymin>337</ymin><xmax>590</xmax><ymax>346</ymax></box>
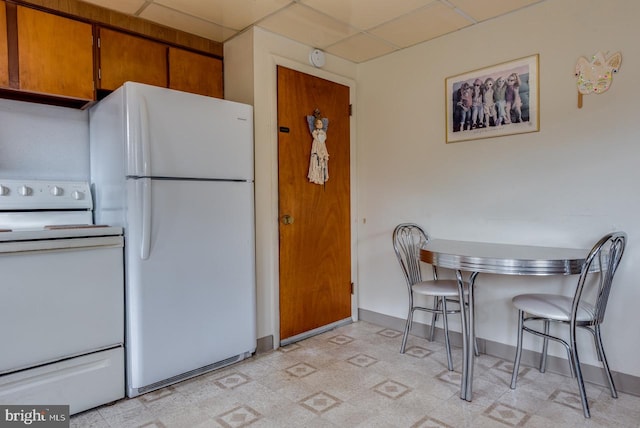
<box><xmin>140</xmin><ymin>178</ymin><xmax>151</xmax><ymax>260</ymax></box>
<box><xmin>139</xmin><ymin>95</ymin><xmax>151</xmax><ymax>177</ymax></box>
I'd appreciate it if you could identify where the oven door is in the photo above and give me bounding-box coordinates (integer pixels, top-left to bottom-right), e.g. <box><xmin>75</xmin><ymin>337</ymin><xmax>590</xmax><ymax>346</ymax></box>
<box><xmin>0</xmin><ymin>236</ymin><xmax>124</xmax><ymax>374</ymax></box>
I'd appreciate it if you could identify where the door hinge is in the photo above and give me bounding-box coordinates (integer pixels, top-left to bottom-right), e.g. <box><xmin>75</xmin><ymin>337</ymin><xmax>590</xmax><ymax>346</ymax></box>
<box><xmin>349</xmin><ymin>104</ymin><xmax>353</xmax><ymax>116</ymax></box>
<box><xmin>350</xmin><ymin>282</ymin><xmax>355</xmax><ymax>294</ymax></box>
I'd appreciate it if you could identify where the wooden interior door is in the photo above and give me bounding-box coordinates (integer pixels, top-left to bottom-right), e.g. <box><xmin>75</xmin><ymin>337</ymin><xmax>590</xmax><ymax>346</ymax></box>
<box><xmin>277</xmin><ymin>66</ymin><xmax>351</xmax><ymax>342</ymax></box>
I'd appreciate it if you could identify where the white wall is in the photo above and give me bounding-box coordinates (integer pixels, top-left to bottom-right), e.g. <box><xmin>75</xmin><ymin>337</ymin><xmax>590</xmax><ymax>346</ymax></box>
<box><xmin>0</xmin><ymin>99</ymin><xmax>89</xmax><ymax>180</ymax></box>
<box><xmin>357</xmin><ymin>0</ymin><xmax>640</xmax><ymax>377</ymax></box>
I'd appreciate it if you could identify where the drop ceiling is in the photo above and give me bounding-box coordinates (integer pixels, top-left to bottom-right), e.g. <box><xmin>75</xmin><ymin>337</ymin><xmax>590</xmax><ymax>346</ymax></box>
<box><xmin>82</xmin><ymin>0</ymin><xmax>547</xmax><ymax>63</ymax></box>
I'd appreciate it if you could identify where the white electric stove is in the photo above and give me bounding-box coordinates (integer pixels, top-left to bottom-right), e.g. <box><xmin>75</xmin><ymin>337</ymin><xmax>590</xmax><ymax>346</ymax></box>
<box><xmin>0</xmin><ymin>179</ymin><xmax>125</xmax><ymax>415</ymax></box>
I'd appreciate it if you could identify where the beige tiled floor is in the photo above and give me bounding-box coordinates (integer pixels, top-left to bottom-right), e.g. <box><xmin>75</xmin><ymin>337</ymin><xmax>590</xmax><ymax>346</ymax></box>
<box><xmin>72</xmin><ymin>321</ymin><xmax>640</xmax><ymax>427</ymax></box>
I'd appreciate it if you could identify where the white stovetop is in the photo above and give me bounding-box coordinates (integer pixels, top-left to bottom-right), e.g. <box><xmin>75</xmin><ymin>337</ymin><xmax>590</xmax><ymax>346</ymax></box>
<box><xmin>0</xmin><ymin>179</ymin><xmax>122</xmax><ymax>242</ymax></box>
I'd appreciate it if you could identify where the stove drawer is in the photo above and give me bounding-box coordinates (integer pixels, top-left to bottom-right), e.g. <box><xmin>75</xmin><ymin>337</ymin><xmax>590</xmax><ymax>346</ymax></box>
<box><xmin>0</xmin><ymin>347</ymin><xmax>124</xmax><ymax>415</ymax></box>
<box><xmin>0</xmin><ymin>235</ymin><xmax>123</xmax><ymax>252</ymax></box>
<box><xmin>0</xmin><ymin>243</ymin><xmax>124</xmax><ymax>374</ymax></box>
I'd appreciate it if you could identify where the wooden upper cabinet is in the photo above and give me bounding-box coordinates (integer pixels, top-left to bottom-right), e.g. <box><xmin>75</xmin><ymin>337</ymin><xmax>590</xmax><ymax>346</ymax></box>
<box><xmin>98</xmin><ymin>28</ymin><xmax>167</xmax><ymax>91</ymax></box>
<box><xmin>0</xmin><ymin>1</ymin><xmax>7</xmax><ymax>88</ymax></box>
<box><xmin>0</xmin><ymin>4</ymin><xmax>224</xmax><ymax>106</ymax></box>
<box><xmin>169</xmin><ymin>47</ymin><xmax>222</xmax><ymax>98</ymax></box>
<box><xmin>17</xmin><ymin>5</ymin><xmax>94</xmax><ymax>99</ymax></box>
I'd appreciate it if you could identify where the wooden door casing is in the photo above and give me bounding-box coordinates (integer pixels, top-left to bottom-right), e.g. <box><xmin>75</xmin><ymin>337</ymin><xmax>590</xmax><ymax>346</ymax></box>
<box><xmin>277</xmin><ymin>66</ymin><xmax>351</xmax><ymax>341</ymax></box>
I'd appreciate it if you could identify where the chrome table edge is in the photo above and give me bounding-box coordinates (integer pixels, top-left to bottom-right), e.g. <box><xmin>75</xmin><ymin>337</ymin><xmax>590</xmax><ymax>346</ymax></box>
<box><xmin>420</xmin><ymin>239</ymin><xmax>589</xmax><ymax>276</ymax></box>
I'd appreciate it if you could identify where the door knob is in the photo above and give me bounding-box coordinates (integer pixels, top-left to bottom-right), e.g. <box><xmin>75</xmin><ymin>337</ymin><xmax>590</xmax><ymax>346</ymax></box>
<box><xmin>281</xmin><ymin>214</ymin><xmax>294</xmax><ymax>225</ymax></box>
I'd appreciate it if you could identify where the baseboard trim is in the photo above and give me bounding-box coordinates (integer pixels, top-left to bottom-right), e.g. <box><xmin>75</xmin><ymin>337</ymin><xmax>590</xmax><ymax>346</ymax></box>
<box><xmin>256</xmin><ymin>335</ymin><xmax>274</xmax><ymax>354</ymax></box>
<box><xmin>358</xmin><ymin>308</ymin><xmax>640</xmax><ymax>397</ymax></box>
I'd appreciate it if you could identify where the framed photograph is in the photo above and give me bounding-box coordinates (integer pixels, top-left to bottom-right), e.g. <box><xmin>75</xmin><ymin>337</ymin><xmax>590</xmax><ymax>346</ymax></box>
<box><xmin>445</xmin><ymin>54</ymin><xmax>539</xmax><ymax>143</ymax></box>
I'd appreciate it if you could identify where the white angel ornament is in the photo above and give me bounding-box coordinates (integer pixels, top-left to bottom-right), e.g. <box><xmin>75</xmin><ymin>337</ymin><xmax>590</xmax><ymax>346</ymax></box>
<box><xmin>306</xmin><ymin>112</ymin><xmax>329</xmax><ymax>185</ymax></box>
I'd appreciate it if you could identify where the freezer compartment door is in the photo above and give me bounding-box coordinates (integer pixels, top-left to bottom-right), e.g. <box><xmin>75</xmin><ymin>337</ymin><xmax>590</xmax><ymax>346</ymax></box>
<box><xmin>123</xmin><ymin>82</ymin><xmax>254</xmax><ymax>180</ymax></box>
<box><xmin>125</xmin><ymin>178</ymin><xmax>256</xmax><ymax>391</ymax></box>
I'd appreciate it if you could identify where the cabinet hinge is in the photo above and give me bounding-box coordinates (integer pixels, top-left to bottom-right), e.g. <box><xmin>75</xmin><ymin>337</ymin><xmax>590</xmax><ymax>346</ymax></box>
<box><xmin>98</xmin><ymin>68</ymin><xmax>101</xmax><ymax>80</ymax></box>
<box><xmin>349</xmin><ymin>104</ymin><xmax>353</xmax><ymax>116</ymax></box>
<box><xmin>350</xmin><ymin>282</ymin><xmax>354</xmax><ymax>294</ymax></box>
<box><xmin>97</xmin><ymin>37</ymin><xmax>101</xmax><ymax>49</ymax></box>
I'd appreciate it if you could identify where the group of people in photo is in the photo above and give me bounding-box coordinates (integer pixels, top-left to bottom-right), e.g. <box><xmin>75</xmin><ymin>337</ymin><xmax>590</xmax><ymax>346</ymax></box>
<box><xmin>453</xmin><ymin>71</ymin><xmax>529</xmax><ymax>132</ymax></box>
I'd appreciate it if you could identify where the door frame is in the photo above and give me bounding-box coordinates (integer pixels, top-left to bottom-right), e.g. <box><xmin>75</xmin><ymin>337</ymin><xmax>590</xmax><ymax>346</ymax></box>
<box><xmin>270</xmin><ymin>55</ymin><xmax>358</xmax><ymax>346</ymax></box>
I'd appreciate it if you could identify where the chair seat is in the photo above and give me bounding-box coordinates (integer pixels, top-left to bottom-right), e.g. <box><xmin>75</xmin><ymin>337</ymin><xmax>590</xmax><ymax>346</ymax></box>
<box><xmin>412</xmin><ymin>279</ymin><xmax>468</xmax><ymax>297</ymax></box>
<box><xmin>512</xmin><ymin>293</ymin><xmax>596</xmax><ymax>322</ymax></box>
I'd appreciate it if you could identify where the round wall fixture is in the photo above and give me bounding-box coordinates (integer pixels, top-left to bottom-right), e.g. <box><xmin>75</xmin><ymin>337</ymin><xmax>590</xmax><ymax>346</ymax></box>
<box><xmin>309</xmin><ymin>49</ymin><xmax>326</xmax><ymax>68</ymax></box>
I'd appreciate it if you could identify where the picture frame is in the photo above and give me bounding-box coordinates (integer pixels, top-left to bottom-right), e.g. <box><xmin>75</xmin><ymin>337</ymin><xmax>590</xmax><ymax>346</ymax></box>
<box><xmin>445</xmin><ymin>54</ymin><xmax>539</xmax><ymax>143</ymax></box>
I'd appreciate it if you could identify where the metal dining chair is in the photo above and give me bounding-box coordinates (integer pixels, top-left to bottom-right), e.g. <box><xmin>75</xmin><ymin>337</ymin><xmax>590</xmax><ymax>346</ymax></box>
<box><xmin>393</xmin><ymin>223</ymin><xmax>473</xmax><ymax>371</ymax></box>
<box><xmin>510</xmin><ymin>232</ymin><xmax>626</xmax><ymax>418</ymax></box>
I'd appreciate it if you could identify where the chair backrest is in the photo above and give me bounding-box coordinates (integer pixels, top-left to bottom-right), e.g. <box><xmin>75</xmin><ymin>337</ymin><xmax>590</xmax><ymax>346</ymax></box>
<box><xmin>573</xmin><ymin>232</ymin><xmax>626</xmax><ymax>324</ymax></box>
<box><xmin>393</xmin><ymin>223</ymin><xmax>430</xmax><ymax>288</ymax></box>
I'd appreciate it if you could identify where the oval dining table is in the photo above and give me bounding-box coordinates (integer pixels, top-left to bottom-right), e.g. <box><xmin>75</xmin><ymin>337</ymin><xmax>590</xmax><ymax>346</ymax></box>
<box><xmin>419</xmin><ymin>239</ymin><xmax>590</xmax><ymax>401</ymax></box>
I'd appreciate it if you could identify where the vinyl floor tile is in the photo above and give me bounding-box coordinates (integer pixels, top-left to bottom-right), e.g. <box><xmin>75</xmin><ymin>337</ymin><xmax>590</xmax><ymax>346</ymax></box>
<box><xmin>71</xmin><ymin>321</ymin><xmax>640</xmax><ymax>428</ymax></box>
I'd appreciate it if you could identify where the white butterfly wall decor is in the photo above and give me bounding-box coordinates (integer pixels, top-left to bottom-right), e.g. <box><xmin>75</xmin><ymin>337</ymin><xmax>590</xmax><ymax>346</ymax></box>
<box><xmin>575</xmin><ymin>51</ymin><xmax>622</xmax><ymax>108</ymax></box>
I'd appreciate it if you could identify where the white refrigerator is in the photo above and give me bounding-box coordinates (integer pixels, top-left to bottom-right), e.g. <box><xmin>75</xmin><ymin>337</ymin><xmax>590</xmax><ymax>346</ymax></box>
<box><xmin>89</xmin><ymin>82</ymin><xmax>256</xmax><ymax>397</ymax></box>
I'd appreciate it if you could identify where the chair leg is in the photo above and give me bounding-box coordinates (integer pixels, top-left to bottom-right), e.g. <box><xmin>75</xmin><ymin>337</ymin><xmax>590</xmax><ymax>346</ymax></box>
<box><xmin>588</xmin><ymin>328</ymin><xmax>604</xmax><ymax>363</ymax></box>
<box><xmin>429</xmin><ymin>296</ymin><xmax>439</xmax><ymax>342</ymax></box>
<box><xmin>539</xmin><ymin>319</ymin><xmax>549</xmax><ymax>373</ymax></box>
<box><xmin>400</xmin><ymin>307</ymin><xmax>414</xmax><ymax>354</ymax></box>
<box><xmin>562</xmin><ymin>342</ymin><xmax>576</xmax><ymax>379</ymax></box>
<box><xmin>570</xmin><ymin>328</ymin><xmax>591</xmax><ymax>418</ymax></box>
<box><xmin>510</xmin><ymin>310</ymin><xmax>524</xmax><ymax>389</ymax></box>
<box><xmin>441</xmin><ymin>297</ymin><xmax>454</xmax><ymax>371</ymax></box>
<box><xmin>594</xmin><ymin>325</ymin><xmax>618</xmax><ymax>398</ymax></box>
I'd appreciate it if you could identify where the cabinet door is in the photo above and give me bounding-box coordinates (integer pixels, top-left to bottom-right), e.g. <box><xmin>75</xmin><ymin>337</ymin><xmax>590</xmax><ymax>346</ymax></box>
<box><xmin>168</xmin><ymin>47</ymin><xmax>222</xmax><ymax>98</ymax></box>
<box><xmin>1</xmin><ymin>1</ymin><xmax>9</xmax><ymax>88</ymax></box>
<box><xmin>99</xmin><ymin>28</ymin><xmax>167</xmax><ymax>91</ymax></box>
<box><xmin>17</xmin><ymin>6</ymin><xmax>94</xmax><ymax>99</ymax></box>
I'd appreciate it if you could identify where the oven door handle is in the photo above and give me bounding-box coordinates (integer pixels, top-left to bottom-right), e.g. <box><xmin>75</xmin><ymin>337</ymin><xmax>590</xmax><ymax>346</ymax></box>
<box><xmin>140</xmin><ymin>178</ymin><xmax>151</xmax><ymax>260</ymax></box>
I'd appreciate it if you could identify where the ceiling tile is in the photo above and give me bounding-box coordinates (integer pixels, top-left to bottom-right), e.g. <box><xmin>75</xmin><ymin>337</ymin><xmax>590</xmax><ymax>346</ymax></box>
<box><xmin>87</xmin><ymin>0</ymin><xmax>550</xmax><ymax>63</ymax></box>
<box><xmin>140</xmin><ymin>3</ymin><xmax>235</xmax><ymax>42</ymax></box>
<box><xmin>369</xmin><ymin>1</ymin><xmax>472</xmax><ymax>48</ymax></box>
<box><xmin>325</xmin><ymin>33</ymin><xmax>398</xmax><ymax>63</ymax></box>
<box><xmin>81</xmin><ymin>0</ymin><xmax>147</xmax><ymax>15</ymax></box>
<box><xmin>153</xmin><ymin>0</ymin><xmax>291</xmax><ymax>31</ymax></box>
<box><xmin>449</xmin><ymin>0</ymin><xmax>544</xmax><ymax>22</ymax></box>
<box><xmin>258</xmin><ymin>3</ymin><xmax>358</xmax><ymax>49</ymax></box>
<box><xmin>299</xmin><ymin>0</ymin><xmax>434</xmax><ymax>30</ymax></box>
